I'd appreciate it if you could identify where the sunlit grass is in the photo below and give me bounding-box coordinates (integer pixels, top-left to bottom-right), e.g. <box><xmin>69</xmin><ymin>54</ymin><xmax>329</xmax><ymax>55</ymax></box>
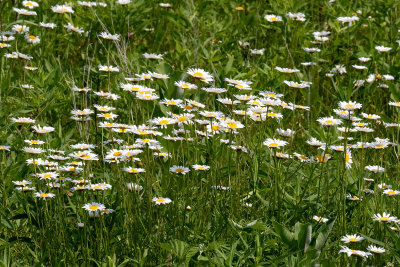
<box><xmin>1</xmin><ymin>0</ymin><xmax>400</xmax><ymax>266</ymax></box>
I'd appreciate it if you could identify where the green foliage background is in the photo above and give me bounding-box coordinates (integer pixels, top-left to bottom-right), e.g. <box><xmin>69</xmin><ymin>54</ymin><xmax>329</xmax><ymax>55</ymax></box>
<box><xmin>1</xmin><ymin>0</ymin><xmax>400</xmax><ymax>266</ymax></box>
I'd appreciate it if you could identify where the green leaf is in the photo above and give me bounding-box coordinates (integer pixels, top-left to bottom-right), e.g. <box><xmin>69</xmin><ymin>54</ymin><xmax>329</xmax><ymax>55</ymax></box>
<box><xmin>245</xmin><ymin>220</ymin><xmax>267</xmax><ymax>231</ymax></box>
<box><xmin>272</xmin><ymin>221</ymin><xmax>297</xmax><ymax>251</ymax></box>
<box><xmin>160</xmin><ymin>239</ymin><xmax>198</xmax><ymax>265</ymax></box>
<box><xmin>295</xmin><ymin>222</ymin><xmax>309</xmax><ymax>252</ymax></box>
<box><xmin>315</xmin><ymin>219</ymin><xmax>335</xmax><ymax>251</ymax></box>
<box><xmin>225</xmin><ymin>54</ymin><xmax>234</xmax><ymax>74</ymax></box>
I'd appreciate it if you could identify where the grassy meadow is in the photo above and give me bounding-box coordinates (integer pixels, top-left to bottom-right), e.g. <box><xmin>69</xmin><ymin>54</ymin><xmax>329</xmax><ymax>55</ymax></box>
<box><xmin>2</xmin><ymin>0</ymin><xmax>400</xmax><ymax>266</ymax></box>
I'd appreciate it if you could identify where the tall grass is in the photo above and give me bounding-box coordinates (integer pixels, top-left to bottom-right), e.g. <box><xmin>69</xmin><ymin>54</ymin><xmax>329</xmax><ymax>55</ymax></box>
<box><xmin>1</xmin><ymin>0</ymin><xmax>400</xmax><ymax>266</ymax></box>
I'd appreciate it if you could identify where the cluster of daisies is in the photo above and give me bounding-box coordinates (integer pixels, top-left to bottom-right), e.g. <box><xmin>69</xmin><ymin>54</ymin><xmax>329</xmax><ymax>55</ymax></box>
<box><xmin>258</xmin><ymin>99</ymin><xmax>398</xmax><ymax>175</ymax></box>
<box><xmin>259</xmin><ymin>9</ymin><xmax>399</xmax><ymax>92</ymax></box>
<box><xmin>0</xmin><ymin>0</ymin><xmax>174</xmax><ymax>93</ymax></box>
<box><xmin>315</xmin><ymin>212</ymin><xmax>398</xmax><ymax>259</ymax></box>
<box><xmin>339</xmin><ymin>232</ymin><xmax>385</xmax><ymax>259</ymax></box>
<box><xmin>3</xmin><ymin>16</ymin><xmax>400</xmax><ymax>220</ymax></box>
<box><xmin>3</xmin><ymin>57</ymin><xmax>318</xmax><ymax>214</ymax></box>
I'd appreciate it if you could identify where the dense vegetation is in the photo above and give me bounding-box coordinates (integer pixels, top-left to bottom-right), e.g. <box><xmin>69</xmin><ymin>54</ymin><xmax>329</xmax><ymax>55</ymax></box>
<box><xmin>1</xmin><ymin>0</ymin><xmax>400</xmax><ymax>266</ymax></box>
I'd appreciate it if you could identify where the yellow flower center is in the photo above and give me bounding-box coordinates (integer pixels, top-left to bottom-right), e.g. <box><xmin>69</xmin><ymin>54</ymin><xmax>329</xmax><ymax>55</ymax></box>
<box><xmin>325</xmin><ymin>120</ymin><xmax>333</xmax><ymax>124</ymax></box>
<box><xmin>345</xmin><ymin>104</ymin><xmax>354</xmax><ymax>108</ymax></box>
<box><xmin>269</xmin><ymin>143</ymin><xmax>279</xmax><ymax>148</ymax></box>
<box><xmin>113</xmin><ymin>152</ymin><xmax>122</xmax><ymax>157</ymax></box>
<box><xmin>193</xmin><ymin>72</ymin><xmax>204</xmax><ymax>77</ymax></box>
<box><xmin>198</xmin><ymin>166</ymin><xmax>205</xmax><ymax>170</ymax></box>
<box><xmin>178</xmin><ymin>116</ymin><xmax>186</xmax><ymax>122</ymax></box>
<box><xmin>349</xmin><ymin>238</ymin><xmax>358</xmax><ymax>242</ymax></box>
<box><xmin>227</xmin><ymin>122</ymin><xmax>237</xmax><ymax>128</ymax></box>
<box><xmin>81</xmin><ymin>155</ymin><xmax>91</xmax><ymax>159</ymax></box>
<box><xmin>267</xmin><ymin>113</ymin><xmax>276</xmax><ymax>116</ymax></box>
<box><xmin>40</xmin><ymin>193</ymin><xmax>49</xmax><ymax>197</ymax></box>
<box><xmin>89</xmin><ymin>205</ymin><xmax>99</xmax><ymax>210</ymax></box>
<box><xmin>387</xmin><ymin>191</ymin><xmax>396</xmax><ymax>195</ymax></box>
<box><xmin>156</xmin><ymin>198</ymin><xmax>165</xmax><ymax>203</ymax></box>
<box><xmin>29</xmin><ymin>35</ymin><xmax>36</xmax><ymax>39</ymax></box>
<box><xmin>182</xmin><ymin>84</ymin><xmax>189</xmax><ymax>88</ymax></box>
<box><xmin>345</xmin><ymin>154</ymin><xmax>350</xmax><ymax>162</ymax></box>
<box><xmin>270</xmin><ymin>17</ymin><xmax>277</xmax><ymax>21</ymax></box>
<box><xmin>236</xmin><ymin>6</ymin><xmax>244</xmax><ymax>11</ymax></box>
<box><xmin>44</xmin><ymin>174</ymin><xmax>52</xmax><ymax>178</ymax></box>
<box><xmin>159</xmin><ymin>120</ymin><xmax>169</xmax><ymax>125</ymax></box>
<box><xmin>175</xmin><ymin>168</ymin><xmax>184</xmax><ymax>173</ymax></box>
<box><xmin>0</xmin><ymin>44</ymin><xmax>6</xmax><ymax>47</ymax></box>
<box><xmin>104</xmin><ymin>114</ymin><xmax>112</xmax><ymax>118</ymax></box>
<box><xmin>26</xmin><ymin>2</ymin><xmax>33</xmax><ymax>6</ymax></box>
<box><xmin>212</xmin><ymin>125</ymin><xmax>220</xmax><ymax>131</ymax></box>
<box><xmin>381</xmin><ymin>217</ymin><xmax>389</xmax><ymax>220</ymax></box>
